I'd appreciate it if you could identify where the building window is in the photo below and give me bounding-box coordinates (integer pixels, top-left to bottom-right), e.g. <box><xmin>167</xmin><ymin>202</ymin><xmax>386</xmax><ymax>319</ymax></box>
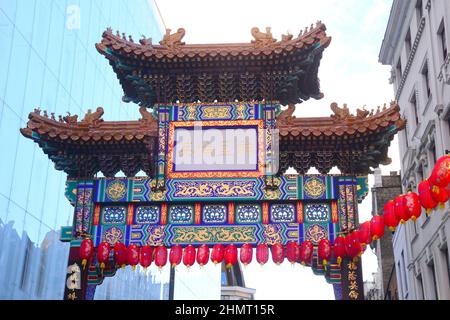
<box><xmin>405</xmin><ymin>28</ymin><xmax>412</xmax><ymax>57</ymax></box>
<box><xmin>438</xmin><ymin>20</ymin><xmax>448</xmax><ymax>61</ymax></box>
<box><xmin>404</xmin><ymin>125</ymin><xmax>409</xmax><ymax>148</ymax></box>
<box><xmin>410</xmin><ymin>91</ymin><xmax>419</xmax><ymax>127</ymax></box>
<box><xmin>417</xmin><ymin>164</ymin><xmax>424</xmax><ymax>181</ymax></box>
<box><xmin>442</xmin><ymin>247</ymin><xmax>450</xmax><ymax>290</ymax></box>
<box><xmin>401</xmin><ymin>251</ymin><xmax>408</xmax><ymax>296</ymax></box>
<box><xmin>422</xmin><ymin>62</ymin><xmax>431</xmax><ymax>99</ymax></box>
<box><xmin>397</xmin><ymin>261</ymin><xmax>404</xmax><ymax>298</ymax></box>
<box><xmin>429</xmin><ymin>140</ymin><xmax>437</xmax><ymax>167</ymax></box>
<box><xmin>429</xmin><ymin>260</ymin><xmax>439</xmax><ymax>299</ymax></box>
<box><xmin>416</xmin><ymin>273</ymin><xmax>425</xmax><ymax>299</ymax></box>
<box><xmin>416</xmin><ymin>0</ymin><xmax>423</xmax><ymax>26</ymax></box>
<box><xmin>397</xmin><ymin>59</ymin><xmax>403</xmax><ymax>82</ymax></box>
<box><xmin>448</xmin><ymin>118</ymin><xmax>450</xmax><ymax>137</ymax></box>
<box><xmin>411</xmin><ymin>217</ymin><xmax>418</xmax><ymax>237</ymax></box>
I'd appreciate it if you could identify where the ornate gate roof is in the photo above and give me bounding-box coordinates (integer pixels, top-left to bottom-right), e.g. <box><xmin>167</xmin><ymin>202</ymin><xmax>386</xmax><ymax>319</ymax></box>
<box><xmin>20</xmin><ymin>107</ymin><xmax>158</xmax><ymax>178</ymax></box>
<box><xmin>95</xmin><ymin>23</ymin><xmax>331</xmax><ymax>106</ymax></box>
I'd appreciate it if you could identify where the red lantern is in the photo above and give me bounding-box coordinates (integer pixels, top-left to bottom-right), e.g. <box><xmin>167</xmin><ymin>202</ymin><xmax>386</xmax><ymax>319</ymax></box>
<box><xmin>256</xmin><ymin>244</ymin><xmax>269</xmax><ymax>265</ymax></box>
<box><xmin>196</xmin><ymin>244</ymin><xmax>210</xmax><ymax>267</ymax></box>
<box><xmin>139</xmin><ymin>245</ymin><xmax>153</xmax><ymax>269</ymax></box>
<box><xmin>318</xmin><ymin>239</ymin><xmax>331</xmax><ymax>266</ymax></box>
<box><xmin>333</xmin><ymin>236</ymin><xmax>346</xmax><ymax>266</ymax></box>
<box><xmin>169</xmin><ymin>245</ymin><xmax>182</xmax><ymax>268</ymax></box>
<box><xmin>404</xmin><ymin>191</ymin><xmax>421</xmax><ymax>221</ymax></box>
<box><xmin>286</xmin><ymin>241</ymin><xmax>300</xmax><ymax>264</ymax></box>
<box><xmin>239</xmin><ymin>243</ymin><xmax>253</xmax><ymax>266</ymax></box>
<box><xmin>358</xmin><ymin>221</ymin><xmax>371</xmax><ymax>246</ymax></box>
<box><xmin>394</xmin><ymin>195</ymin><xmax>409</xmax><ymax>224</ymax></box>
<box><xmin>183</xmin><ymin>245</ymin><xmax>196</xmax><ymax>268</ymax></box>
<box><xmin>383</xmin><ymin>200</ymin><xmax>399</xmax><ymax>231</ymax></box>
<box><xmin>224</xmin><ymin>244</ymin><xmax>238</xmax><ymax>268</ymax></box>
<box><xmin>345</xmin><ymin>233</ymin><xmax>362</xmax><ymax>261</ymax></box>
<box><xmin>370</xmin><ymin>215</ymin><xmax>385</xmax><ymax>240</ymax></box>
<box><xmin>114</xmin><ymin>242</ymin><xmax>128</xmax><ymax>268</ymax></box>
<box><xmin>80</xmin><ymin>238</ymin><xmax>93</xmax><ymax>269</ymax></box>
<box><xmin>97</xmin><ymin>241</ymin><xmax>111</xmax><ymax>272</ymax></box>
<box><xmin>418</xmin><ymin>179</ymin><xmax>438</xmax><ymax>213</ymax></box>
<box><xmin>211</xmin><ymin>244</ymin><xmax>225</xmax><ymax>264</ymax></box>
<box><xmin>299</xmin><ymin>240</ymin><xmax>313</xmax><ymax>265</ymax></box>
<box><xmin>154</xmin><ymin>246</ymin><xmax>168</xmax><ymax>269</ymax></box>
<box><xmin>127</xmin><ymin>244</ymin><xmax>140</xmax><ymax>271</ymax></box>
<box><xmin>429</xmin><ymin>155</ymin><xmax>450</xmax><ymax>188</ymax></box>
<box><xmin>271</xmin><ymin>243</ymin><xmax>285</xmax><ymax>265</ymax></box>
<box><xmin>430</xmin><ymin>184</ymin><xmax>450</xmax><ymax>208</ymax></box>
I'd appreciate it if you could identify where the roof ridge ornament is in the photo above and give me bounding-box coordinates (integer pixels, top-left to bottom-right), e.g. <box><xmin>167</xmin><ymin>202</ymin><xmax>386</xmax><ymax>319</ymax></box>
<box><xmin>81</xmin><ymin>107</ymin><xmax>104</xmax><ymax>126</ymax></box>
<box><xmin>159</xmin><ymin>28</ymin><xmax>186</xmax><ymax>49</ymax></box>
<box><xmin>330</xmin><ymin>102</ymin><xmax>372</xmax><ymax>123</ymax></box>
<box><xmin>276</xmin><ymin>104</ymin><xmax>296</xmax><ymax>125</ymax></box>
<box><xmin>251</xmin><ymin>27</ymin><xmax>277</xmax><ymax>48</ymax></box>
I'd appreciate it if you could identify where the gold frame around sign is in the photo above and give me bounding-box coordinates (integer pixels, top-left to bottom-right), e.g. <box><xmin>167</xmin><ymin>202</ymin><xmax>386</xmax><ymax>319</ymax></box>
<box><xmin>167</xmin><ymin>120</ymin><xmax>265</xmax><ymax>179</ymax></box>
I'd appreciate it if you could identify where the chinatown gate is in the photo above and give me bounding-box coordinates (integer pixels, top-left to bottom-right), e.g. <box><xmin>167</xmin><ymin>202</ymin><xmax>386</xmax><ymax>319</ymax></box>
<box><xmin>20</xmin><ymin>22</ymin><xmax>405</xmax><ymax>300</ymax></box>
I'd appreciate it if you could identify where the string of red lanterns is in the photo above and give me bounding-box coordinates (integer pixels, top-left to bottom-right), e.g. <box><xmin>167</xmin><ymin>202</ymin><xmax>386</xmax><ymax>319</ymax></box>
<box><xmin>79</xmin><ymin>155</ymin><xmax>450</xmax><ymax>272</ymax></box>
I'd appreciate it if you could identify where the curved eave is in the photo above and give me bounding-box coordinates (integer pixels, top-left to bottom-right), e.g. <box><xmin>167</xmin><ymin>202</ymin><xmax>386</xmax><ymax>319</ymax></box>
<box><xmin>20</xmin><ymin>113</ymin><xmax>158</xmax><ymax>178</ymax></box>
<box><xmin>95</xmin><ymin>25</ymin><xmax>331</xmax><ymax>107</ymax></box>
<box><xmin>277</xmin><ymin>103</ymin><xmax>405</xmax><ymax>139</ymax></box>
<box><xmin>96</xmin><ymin>24</ymin><xmax>331</xmax><ymax>61</ymax></box>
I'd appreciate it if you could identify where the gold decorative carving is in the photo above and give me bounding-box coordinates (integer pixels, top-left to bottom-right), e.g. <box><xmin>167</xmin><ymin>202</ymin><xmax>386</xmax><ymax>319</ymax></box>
<box><xmin>173</xmin><ymin>181</ymin><xmax>255</xmax><ymax>198</ymax></box>
<box><xmin>202</xmin><ymin>106</ymin><xmax>231</xmax><ymax>119</ymax></box>
<box><xmin>171</xmin><ymin>226</ymin><xmax>257</xmax><ymax>243</ymax></box>
<box><xmin>281</xmin><ymin>33</ymin><xmax>293</xmax><ymax>42</ymax></box>
<box><xmin>251</xmin><ymin>27</ymin><xmax>276</xmax><ymax>48</ymax></box>
<box><xmin>106</xmin><ymin>180</ymin><xmax>126</xmax><ymax>200</ymax></box>
<box><xmin>276</xmin><ymin>104</ymin><xmax>296</xmax><ymax>125</ymax></box>
<box><xmin>304</xmin><ymin>177</ymin><xmax>325</xmax><ymax>198</ymax></box>
<box><xmin>159</xmin><ymin>28</ymin><xmax>186</xmax><ymax>49</ymax></box>
<box><xmin>262</xmin><ymin>225</ymin><xmax>283</xmax><ymax>245</ymax></box>
<box><xmin>330</xmin><ymin>102</ymin><xmax>370</xmax><ymax>122</ymax></box>
<box><xmin>139</xmin><ymin>106</ymin><xmax>157</xmax><ymax>125</ymax></box>
<box><xmin>81</xmin><ymin>107</ymin><xmax>104</xmax><ymax>125</ymax></box>
<box><xmin>63</xmin><ymin>112</ymin><xmax>78</xmax><ymax>124</ymax></box>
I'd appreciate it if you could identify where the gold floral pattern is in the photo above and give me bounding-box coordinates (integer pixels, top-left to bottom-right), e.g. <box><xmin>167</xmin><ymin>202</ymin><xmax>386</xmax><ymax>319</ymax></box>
<box><xmin>305</xmin><ymin>224</ymin><xmax>327</xmax><ymax>244</ymax></box>
<box><xmin>202</xmin><ymin>106</ymin><xmax>231</xmax><ymax>119</ymax></box>
<box><xmin>106</xmin><ymin>181</ymin><xmax>126</xmax><ymax>201</ymax></box>
<box><xmin>304</xmin><ymin>177</ymin><xmax>325</xmax><ymax>198</ymax></box>
<box><xmin>171</xmin><ymin>226</ymin><xmax>257</xmax><ymax>243</ymax></box>
<box><xmin>173</xmin><ymin>181</ymin><xmax>257</xmax><ymax>198</ymax></box>
<box><xmin>262</xmin><ymin>224</ymin><xmax>283</xmax><ymax>245</ymax></box>
<box><xmin>104</xmin><ymin>226</ymin><xmax>123</xmax><ymax>245</ymax></box>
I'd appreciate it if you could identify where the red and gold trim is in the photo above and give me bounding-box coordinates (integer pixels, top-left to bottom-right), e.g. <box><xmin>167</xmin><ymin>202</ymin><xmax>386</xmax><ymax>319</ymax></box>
<box><xmin>194</xmin><ymin>203</ymin><xmax>201</xmax><ymax>224</ymax></box>
<box><xmin>228</xmin><ymin>202</ymin><xmax>235</xmax><ymax>224</ymax></box>
<box><xmin>262</xmin><ymin>202</ymin><xmax>269</xmax><ymax>224</ymax></box>
<box><xmin>126</xmin><ymin>203</ymin><xmax>134</xmax><ymax>225</ymax></box>
<box><xmin>331</xmin><ymin>200</ymin><xmax>338</xmax><ymax>223</ymax></box>
<box><xmin>296</xmin><ymin>201</ymin><xmax>304</xmax><ymax>224</ymax></box>
<box><xmin>161</xmin><ymin>203</ymin><xmax>168</xmax><ymax>225</ymax></box>
<box><xmin>93</xmin><ymin>204</ymin><xmax>101</xmax><ymax>226</ymax></box>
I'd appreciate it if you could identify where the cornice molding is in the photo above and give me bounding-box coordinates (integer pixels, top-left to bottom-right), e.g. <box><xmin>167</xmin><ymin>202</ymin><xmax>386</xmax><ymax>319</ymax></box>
<box><xmin>396</xmin><ymin>17</ymin><xmax>426</xmax><ymax>101</ymax></box>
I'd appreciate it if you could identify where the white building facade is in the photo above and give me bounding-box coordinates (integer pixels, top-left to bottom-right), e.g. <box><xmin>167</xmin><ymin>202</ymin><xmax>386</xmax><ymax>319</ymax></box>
<box><xmin>379</xmin><ymin>0</ymin><xmax>450</xmax><ymax>300</ymax></box>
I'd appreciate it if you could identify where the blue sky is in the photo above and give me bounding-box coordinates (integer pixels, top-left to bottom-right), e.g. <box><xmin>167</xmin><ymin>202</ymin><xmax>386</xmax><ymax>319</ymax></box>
<box><xmin>156</xmin><ymin>0</ymin><xmax>397</xmax><ymax>299</ymax></box>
